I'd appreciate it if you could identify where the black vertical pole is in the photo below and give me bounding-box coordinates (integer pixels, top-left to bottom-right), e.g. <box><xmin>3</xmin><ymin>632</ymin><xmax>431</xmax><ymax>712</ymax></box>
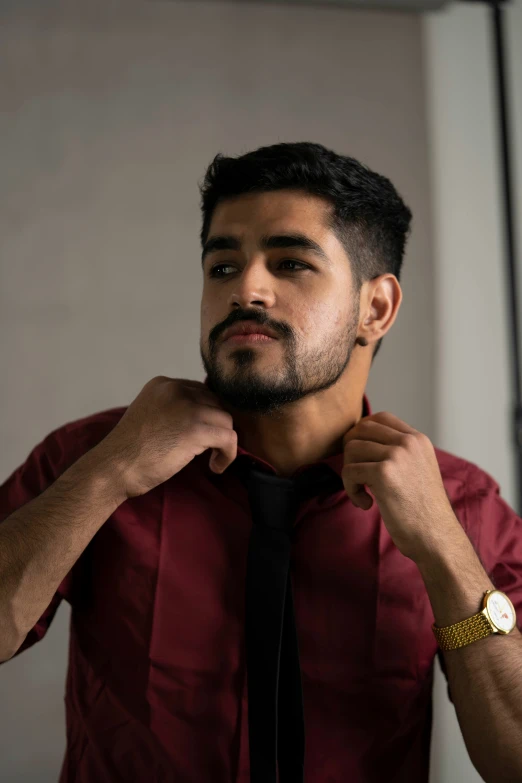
<box><xmin>487</xmin><ymin>0</ymin><xmax>522</xmax><ymax>514</ymax></box>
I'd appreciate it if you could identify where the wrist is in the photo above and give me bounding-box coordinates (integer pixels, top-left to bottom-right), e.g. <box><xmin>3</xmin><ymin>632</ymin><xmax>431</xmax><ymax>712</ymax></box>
<box><xmin>412</xmin><ymin>513</ymin><xmax>470</xmax><ymax>573</ymax></box>
<box><xmin>416</xmin><ymin>532</ymin><xmax>495</xmax><ymax>627</ymax></box>
<box><xmin>71</xmin><ymin>443</ymin><xmax>131</xmax><ymax>509</ymax></box>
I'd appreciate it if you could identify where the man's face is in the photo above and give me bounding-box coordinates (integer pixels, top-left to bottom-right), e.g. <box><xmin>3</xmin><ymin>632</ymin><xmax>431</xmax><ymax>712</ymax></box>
<box><xmin>199</xmin><ymin>189</ymin><xmax>360</xmax><ymax>416</ymax></box>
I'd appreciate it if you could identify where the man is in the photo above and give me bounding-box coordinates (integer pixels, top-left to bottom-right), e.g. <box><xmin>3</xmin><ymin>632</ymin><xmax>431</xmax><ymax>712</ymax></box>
<box><xmin>1</xmin><ymin>142</ymin><xmax>521</xmax><ymax>783</ymax></box>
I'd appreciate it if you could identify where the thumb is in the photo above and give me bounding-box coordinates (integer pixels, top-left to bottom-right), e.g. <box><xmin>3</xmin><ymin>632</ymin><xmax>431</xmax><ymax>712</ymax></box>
<box><xmin>351</xmin><ymin>488</ymin><xmax>373</xmax><ymax>510</ymax></box>
<box><xmin>209</xmin><ymin>448</ymin><xmax>225</xmax><ymax>473</ymax></box>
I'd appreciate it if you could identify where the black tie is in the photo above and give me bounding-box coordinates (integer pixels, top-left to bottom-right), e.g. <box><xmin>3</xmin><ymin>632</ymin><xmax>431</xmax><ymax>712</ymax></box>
<box><xmin>233</xmin><ymin>458</ymin><xmax>345</xmax><ymax>783</ymax></box>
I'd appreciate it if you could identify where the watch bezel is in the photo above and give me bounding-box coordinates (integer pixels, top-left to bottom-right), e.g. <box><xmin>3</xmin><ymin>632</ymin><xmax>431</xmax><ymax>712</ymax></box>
<box><xmin>483</xmin><ymin>589</ymin><xmax>517</xmax><ymax>634</ymax></box>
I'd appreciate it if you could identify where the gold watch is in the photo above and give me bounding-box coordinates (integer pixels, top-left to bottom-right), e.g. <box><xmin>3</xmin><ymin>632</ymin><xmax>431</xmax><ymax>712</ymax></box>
<box><xmin>432</xmin><ymin>589</ymin><xmax>517</xmax><ymax>651</ymax></box>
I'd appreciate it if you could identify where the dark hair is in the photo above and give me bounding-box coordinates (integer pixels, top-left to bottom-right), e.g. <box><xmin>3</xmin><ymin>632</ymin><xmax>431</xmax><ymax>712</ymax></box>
<box><xmin>199</xmin><ymin>141</ymin><xmax>412</xmax><ymax>361</ymax></box>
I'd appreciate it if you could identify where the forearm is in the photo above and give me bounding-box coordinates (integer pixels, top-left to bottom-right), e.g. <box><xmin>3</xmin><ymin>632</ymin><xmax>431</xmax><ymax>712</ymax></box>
<box><xmin>0</xmin><ymin>444</ymin><xmax>127</xmax><ymax>660</ymax></box>
<box><xmin>416</xmin><ymin>525</ymin><xmax>522</xmax><ymax>783</ymax></box>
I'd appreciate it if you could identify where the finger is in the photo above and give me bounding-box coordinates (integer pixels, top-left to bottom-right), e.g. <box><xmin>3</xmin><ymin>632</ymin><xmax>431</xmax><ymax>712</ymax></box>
<box><xmin>343</xmin><ymin>419</ymin><xmax>407</xmax><ymax>448</ymax></box>
<box><xmin>341</xmin><ymin>462</ymin><xmax>375</xmax><ymax>508</ymax></box>
<box><xmin>199</xmin><ymin>426</ymin><xmax>238</xmax><ymax>473</ymax></box>
<box><xmin>343</xmin><ymin>439</ymin><xmax>389</xmax><ymax>463</ymax></box>
<box><xmin>183</xmin><ymin>384</ymin><xmax>228</xmax><ymax>411</ymax></box>
<box><xmin>344</xmin><ymin>481</ymin><xmax>373</xmax><ymax>509</ymax></box>
<box><xmin>192</xmin><ymin>392</ymin><xmax>230</xmax><ymax>412</ymax></box>
<box><xmin>351</xmin><ymin>489</ymin><xmax>374</xmax><ymax>510</ymax></box>
<box><xmin>364</xmin><ymin>412</ymin><xmax>417</xmax><ymax>435</ymax></box>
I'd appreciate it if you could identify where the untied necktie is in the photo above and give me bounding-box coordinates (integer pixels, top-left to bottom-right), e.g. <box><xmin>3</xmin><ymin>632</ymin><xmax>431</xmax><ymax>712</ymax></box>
<box><xmin>233</xmin><ymin>457</ymin><xmax>345</xmax><ymax>783</ymax></box>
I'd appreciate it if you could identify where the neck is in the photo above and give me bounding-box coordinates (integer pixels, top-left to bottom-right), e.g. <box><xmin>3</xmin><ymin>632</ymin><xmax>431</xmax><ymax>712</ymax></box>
<box><xmin>223</xmin><ymin>373</ymin><xmax>367</xmax><ymax>478</ymax></box>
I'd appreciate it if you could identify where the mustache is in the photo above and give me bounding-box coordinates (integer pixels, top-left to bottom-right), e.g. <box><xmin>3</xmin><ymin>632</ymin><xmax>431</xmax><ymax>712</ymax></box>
<box><xmin>212</xmin><ymin>311</ymin><xmax>291</xmax><ymax>342</ymax></box>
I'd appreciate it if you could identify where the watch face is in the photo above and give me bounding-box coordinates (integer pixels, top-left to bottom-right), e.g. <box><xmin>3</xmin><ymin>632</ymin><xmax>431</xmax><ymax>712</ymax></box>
<box><xmin>487</xmin><ymin>591</ymin><xmax>516</xmax><ymax>632</ymax></box>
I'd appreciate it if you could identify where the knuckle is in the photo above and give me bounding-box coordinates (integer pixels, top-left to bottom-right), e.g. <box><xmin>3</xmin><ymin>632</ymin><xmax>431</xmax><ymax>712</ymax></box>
<box><xmin>192</xmin><ymin>420</ymin><xmax>210</xmax><ymax>439</ymax></box>
<box><xmin>379</xmin><ymin>459</ymin><xmax>394</xmax><ymax>480</ymax></box>
<box><xmin>417</xmin><ymin>431</ymin><xmax>431</xmax><ymax>448</ymax></box>
<box><xmin>223</xmin><ymin>412</ymin><xmax>235</xmax><ymax>428</ymax></box>
<box><xmin>390</xmin><ymin>444</ymin><xmax>402</xmax><ymax>461</ymax></box>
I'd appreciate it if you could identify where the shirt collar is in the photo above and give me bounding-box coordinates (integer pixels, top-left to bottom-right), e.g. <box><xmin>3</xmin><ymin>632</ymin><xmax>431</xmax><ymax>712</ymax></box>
<box><xmin>202</xmin><ymin>375</ymin><xmax>371</xmax><ymax>480</ymax></box>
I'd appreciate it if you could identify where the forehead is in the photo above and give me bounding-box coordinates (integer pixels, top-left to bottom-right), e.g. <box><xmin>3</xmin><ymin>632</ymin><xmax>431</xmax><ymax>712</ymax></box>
<box><xmin>208</xmin><ymin>190</ymin><xmax>333</xmax><ymax>238</ymax></box>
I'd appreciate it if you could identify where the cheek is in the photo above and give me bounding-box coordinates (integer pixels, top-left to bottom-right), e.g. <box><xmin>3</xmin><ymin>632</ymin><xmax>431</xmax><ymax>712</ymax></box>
<box><xmin>301</xmin><ymin>300</ymin><xmax>345</xmax><ymax>336</ymax></box>
<box><xmin>200</xmin><ymin>299</ymin><xmax>214</xmax><ymax>326</ymax></box>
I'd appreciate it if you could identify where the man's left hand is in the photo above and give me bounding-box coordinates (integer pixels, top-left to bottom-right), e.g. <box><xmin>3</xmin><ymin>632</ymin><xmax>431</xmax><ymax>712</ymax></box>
<box><xmin>342</xmin><ymin>412</ymin><xmax>461</xmax><ymax>562</ymax></box>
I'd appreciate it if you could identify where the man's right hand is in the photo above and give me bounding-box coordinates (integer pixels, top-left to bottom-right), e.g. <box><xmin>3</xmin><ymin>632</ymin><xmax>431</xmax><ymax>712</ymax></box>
<box><xmin>96</xmin><ymin>376</ymin><xmax>238</xmax><ymax>499</ymax></box>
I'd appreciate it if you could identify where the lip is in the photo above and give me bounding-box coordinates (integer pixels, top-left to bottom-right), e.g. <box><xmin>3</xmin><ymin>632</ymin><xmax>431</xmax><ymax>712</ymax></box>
<box><xmin>223</xmin><ymin>322</ymin><xmax>279</xmax><ymax>341</ymax></box>
<box><xmin>225</xmin><ymin>333</ymin><xmax>277</xmax><ymax>344</ymax></box>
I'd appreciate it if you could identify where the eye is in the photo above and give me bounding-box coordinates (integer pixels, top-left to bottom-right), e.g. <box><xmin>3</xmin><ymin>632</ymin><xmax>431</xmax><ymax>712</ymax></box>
<box><xmin>209</xmin><ymin>260</ymin><xmax>310</xmax><ymax>278</ymax></box>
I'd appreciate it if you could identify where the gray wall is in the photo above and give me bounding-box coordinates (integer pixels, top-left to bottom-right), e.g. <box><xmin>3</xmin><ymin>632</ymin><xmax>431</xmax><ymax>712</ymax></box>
<box><xmin>424</xmin><ymin>1</ymin><xmax>522</xmax><ymax>780</ymax></box>
<box><xmin>0</xmin><ymin>1</ymin><xmax>435</xmax><ymax>780</ymax></box>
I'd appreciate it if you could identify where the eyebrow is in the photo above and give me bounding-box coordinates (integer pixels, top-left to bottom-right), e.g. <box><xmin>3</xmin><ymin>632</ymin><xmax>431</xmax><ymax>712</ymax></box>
<box><xmin>201</xmin><ymin>232</ymin><xmax>332</xmax><ymax>267</ymax></box>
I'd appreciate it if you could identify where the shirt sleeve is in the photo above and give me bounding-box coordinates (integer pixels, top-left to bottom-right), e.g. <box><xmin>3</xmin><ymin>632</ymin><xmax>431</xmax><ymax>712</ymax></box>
<box><xmin>0</xmin><ymin>429</ymin><xmax>81</xmax><ymax>662</ymax></box>
<box><xmin>437</xmin><ymin>464</ymin><xmax>522</xmax><ymax>703</ymax></box>
<box><xmin>466</xmin><ymin>465</ymin><xmax>522</xmax><ymax>628</ymax></box>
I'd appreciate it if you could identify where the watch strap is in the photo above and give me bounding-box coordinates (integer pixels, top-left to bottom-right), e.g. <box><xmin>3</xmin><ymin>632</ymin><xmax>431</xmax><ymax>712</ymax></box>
<box><xmin>432</xmin><ymin>609</ymin><xmax>493</xmax><ymax>651</ymax></box>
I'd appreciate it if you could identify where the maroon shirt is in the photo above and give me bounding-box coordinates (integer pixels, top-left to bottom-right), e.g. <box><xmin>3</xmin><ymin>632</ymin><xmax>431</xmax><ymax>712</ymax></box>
<box><xmin>1</xmin><ymin>390</ymin><xmax>522</xmax><ymax>782</ymax></box>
